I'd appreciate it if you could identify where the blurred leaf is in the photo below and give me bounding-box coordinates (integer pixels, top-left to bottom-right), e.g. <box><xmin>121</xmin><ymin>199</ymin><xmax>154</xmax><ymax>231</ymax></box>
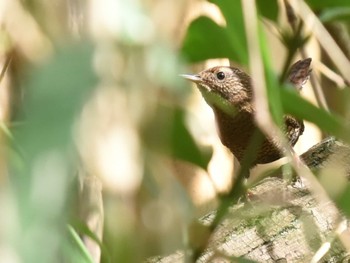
<box><xmin>319</xmin><ymin>7</ymin><xmax>350</xmax><ymax>22</ymax></box>
<box><xmin>280</xmin><ymin>33</ymin><xmax>310</xmax><ymax>57</ymax></box>
<box><xmin>64</xmin><ymin>225</ymin><xmax>94</xmax><ymax>263</ymax></box>
<box><xmin>71</xmin><ymin>220</ymin><xmax>111</xmax><ymax>263</ymax></box>
<box><xmin>182</xmin><ymin>0</ymin><xmax>278</xmax><ymax>64</ymax></box>
<box><xmin>281</xmin><ymin>88</ymin><xmax>350</xmax><ymax>142</ymax></box>
<box><xmin>210</xmin><ymin>0</ymin><xmax>248</xmax><ymax>64</ymax></box>
<box><xmin>16</xmin><ymin>43</ymin><xmax>96</xmax><ymax>156</ymax></box>
<box><xmin>181</xmin><ymin>16</ymin><xmax>239</xmax><ymax>62</ymax></box>
<box><xmin>306</xmin><ymin>0</ymin><xmax>350</xmax><ymax>9</ymax></box>
<box><xmin>171</xmin><ymin>107</ymin><xmax>212</xmax><ymax>170</ymax></box>
<box><xmin>258</xmin><ymin>21</ymin><xmax>284</xmax><ymax>127</ymax></box>
<box><xmin>142</xmin><ymin>104</ymin><xmax>212</xmax><ymax>170</ymax></box>
<box><xmin>330</xmin><ymin>86</ymin><xmax>350</xmax><ymax>117</ymax></box>
<box><xmin>12</xmin><ymin>43</ymin><xmax>96</xmax><ymax>262</ymax></box>
<box><xmin>256</xmin><ymin>0</ymin><xmax>279</xmax><ymax>21</ymax></box>
<box><xmin>335</xmin><ymin>185</ymin><xmax>350</xmax><ymax>217</ymax></box>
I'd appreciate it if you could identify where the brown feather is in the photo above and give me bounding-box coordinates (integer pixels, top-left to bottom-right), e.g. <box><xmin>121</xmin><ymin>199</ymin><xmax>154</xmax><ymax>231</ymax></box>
<box><xmin>182</xmin><ymin>59</ymin><xmax>311</xmax><ymax>166</ymax></box>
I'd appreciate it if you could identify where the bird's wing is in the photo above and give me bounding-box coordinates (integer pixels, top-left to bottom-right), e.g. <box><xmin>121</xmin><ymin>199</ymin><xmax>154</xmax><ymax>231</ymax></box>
<box><xmin>288</xmin><ymin>58</ymin><xmax>312</xmax><ymax>90</ymax></box>
<box><xmin>284</xmin><ymin>115</ymin><xmax>305</xmax><ymax>146</ymax></box>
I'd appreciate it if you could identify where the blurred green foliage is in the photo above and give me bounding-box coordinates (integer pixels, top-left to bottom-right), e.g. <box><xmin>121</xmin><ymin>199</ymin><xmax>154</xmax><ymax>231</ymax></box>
<box><xmin>182</xmin><ymin>0</ymin><xmax>279</xmax><ymax>64</ymax></box>
<box><xmin>142</xmin><ymin>104</ymin><xmax>212</xmax><ymax>170</ymax></box>
<box><xmin>11</xmin><ymin>43</ymin><xmax>96</xmax><ymax>263</ymax></box>
<box><xmin>306</xmin><ymin>0</ymin><xmax>350</xmax><ymax>9</ymax></box>
<box><xmin>182</xmin><ymin>16</ymin><xmax>240</xmax><ymax>63</ymax></box>
<box><xmin>3</xmin><ymin>0</ymin><xmax>350</xmax><ymax>262</ymax></box>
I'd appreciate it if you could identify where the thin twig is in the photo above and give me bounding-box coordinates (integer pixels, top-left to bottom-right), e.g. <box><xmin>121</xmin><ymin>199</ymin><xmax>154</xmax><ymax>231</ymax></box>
<box><xmin>316</xmin><ymin>61</ymin><xmax>346</xmax><ymax>88</ymax></box>
<box><xmin>300</xmin><ymin>49</ymin><xmax>329</xmax><ymax>111</ymax></box>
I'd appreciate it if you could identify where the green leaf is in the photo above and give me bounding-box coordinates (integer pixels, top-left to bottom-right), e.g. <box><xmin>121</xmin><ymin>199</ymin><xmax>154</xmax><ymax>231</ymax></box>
<box><xmin>256</xmin><ymin>0</ymin><xmax>279</xmax><ymax>21</ymax></box>
<box><xmin>171</xmin><ymin>107</ymin><xmax>212</xmax><ymax>169</ymax></box>
<box><xmin>71</xmin><ymin>220</ymin><xmax>111</xmax><ymax>263</ymax></box>
<box><xmin>181</xmin><ymin>16</ymin><xmax>239</xmax><ymax>63</ymax></box>
<box><xmin>306</xmin><ymin>0</ymin><xmax>350</xmax><ymax>9</ymax></box>
<box><xmin>64</xmin><ymin>225</ymin><xmax>94</xmax><ymax>263</ymax></box>
<box><xmin>210</xmin><ymin>0</ymin><xmax>248</xmax><ymax>64</ymax></box>
<box><xmin>319</xmin><ymin>7</ymin><xmax>350</xmax><ymax>22</ymax></box>
<box><xmin>12</xmin><ymin>43</ymin><xmax>97</xmax><ymax>262</ymax></box>
<box><xmin>281</xmin><ymin>88</ymin><xmax>350</xmax><ymax>141</ymax></box>
<box><xmin>16</xmin><ymin>43</ymin><xmax>96</xmax><ymax>156</ymax></box>
<box><xmin>335</xmin><ymin>185</ymin><xmax>350</xmax><ymax>217</ymax></box>
<box><xmin>142</xmin><ymin>104</ymin><xmax>212</xmax><ymax>170</ymax></box>
<box><xmin>259</xmin><ymin>21</ymin><xmax>284</xmax><ymax>127</ymax></box>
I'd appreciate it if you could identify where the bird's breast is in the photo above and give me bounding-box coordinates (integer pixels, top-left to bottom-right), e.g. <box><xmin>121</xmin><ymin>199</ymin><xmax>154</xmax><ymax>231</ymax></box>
<box><xmin>213</xmin><ymin>108</ymin><xmax>256</xmax><ymax>160</ymax></box>
<box><xmin>212</xmin><ymin>107</ymin><xmax>283</xmax><ymax>164</ymax></box>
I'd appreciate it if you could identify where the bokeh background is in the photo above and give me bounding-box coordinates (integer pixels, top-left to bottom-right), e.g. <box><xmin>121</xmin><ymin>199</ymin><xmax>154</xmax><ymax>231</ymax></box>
<box><xmin>0</xmin><ymin>0</ymin><xmax>350</xmax><ymax>262</ymax></box>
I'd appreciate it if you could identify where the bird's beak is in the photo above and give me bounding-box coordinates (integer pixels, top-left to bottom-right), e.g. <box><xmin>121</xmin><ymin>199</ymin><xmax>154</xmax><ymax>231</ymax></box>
<box><xmin>179</xmin><ymin>74</ymin><xmax>202</xmax><ymax>84</ymax></box>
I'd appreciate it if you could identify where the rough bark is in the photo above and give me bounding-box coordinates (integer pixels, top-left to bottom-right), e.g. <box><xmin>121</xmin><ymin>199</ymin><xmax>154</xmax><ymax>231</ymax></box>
<box><xmin>147</xmin><ymin>137</ymin><xmax>350</xmax><ymax>262</ymax></box>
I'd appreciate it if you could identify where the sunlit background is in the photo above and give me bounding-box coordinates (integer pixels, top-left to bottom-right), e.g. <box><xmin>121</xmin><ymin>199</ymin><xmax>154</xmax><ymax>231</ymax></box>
<box><xmin>0</xmin><ymin>0</ymin><xmax>349</xmax><ymax>262</ymax></box>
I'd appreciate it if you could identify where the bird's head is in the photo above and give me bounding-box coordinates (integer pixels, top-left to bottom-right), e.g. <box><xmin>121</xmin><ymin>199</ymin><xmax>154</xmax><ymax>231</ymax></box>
<box><xmin>181</xmin><ymin>66</ymin><xmax>253</xmax><ymax>110</ymax></box>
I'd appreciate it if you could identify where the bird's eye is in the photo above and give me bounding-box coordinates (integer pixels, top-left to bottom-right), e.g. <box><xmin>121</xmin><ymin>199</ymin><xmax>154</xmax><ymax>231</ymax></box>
<box><xmin>216</xmin><ymin>71</ymin><xmax>225</xmax><ymax>80</ymax></box>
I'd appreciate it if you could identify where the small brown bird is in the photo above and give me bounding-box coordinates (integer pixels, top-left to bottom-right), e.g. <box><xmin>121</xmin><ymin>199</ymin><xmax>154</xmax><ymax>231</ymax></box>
<box><xmin>181</xmin><ymin>59</ymin><xmax>311</xmax><ymax>166</ymax></box>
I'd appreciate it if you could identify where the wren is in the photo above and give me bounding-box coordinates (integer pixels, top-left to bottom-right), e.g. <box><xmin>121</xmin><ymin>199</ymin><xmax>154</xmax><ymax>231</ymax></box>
<box><xmin>181</xmin><ymin>59</ymin><xmax>311</xmax><ymax>166</ymax></box>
